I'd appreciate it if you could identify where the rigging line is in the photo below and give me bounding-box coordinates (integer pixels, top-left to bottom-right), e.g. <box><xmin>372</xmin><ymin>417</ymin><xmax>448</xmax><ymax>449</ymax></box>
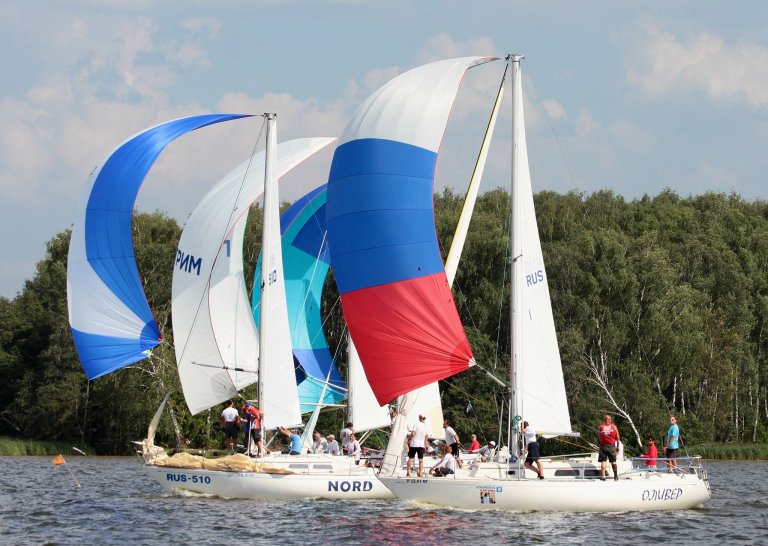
<box><xmin>175</xmin><ymin>117</ymin><xmax>267</xmax><ymax>364</ymax></box>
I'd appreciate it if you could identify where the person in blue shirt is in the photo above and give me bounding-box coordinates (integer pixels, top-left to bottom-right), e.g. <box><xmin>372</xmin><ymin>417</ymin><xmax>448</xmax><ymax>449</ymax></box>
<box><xmin>665</xmin><ymin>415</ymin><xmax>680</xmax><ymax>472</ymax></box>
<box><xmin>279</xmin><ymin>427</ymin><xmax>303</xmax><ymax>455</ymax></box>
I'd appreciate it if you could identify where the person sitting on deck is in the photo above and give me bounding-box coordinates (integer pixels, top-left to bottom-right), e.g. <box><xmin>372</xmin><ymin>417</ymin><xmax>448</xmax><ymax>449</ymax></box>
<box><xmin>429</xmin><ymin>443</ymin><xmax>457</xmax><ymax>477</ymax></box>
<box><xmin>278</xmin><ymin>427</ymin><xmax>302</xmax><ymax>455</ymax></box>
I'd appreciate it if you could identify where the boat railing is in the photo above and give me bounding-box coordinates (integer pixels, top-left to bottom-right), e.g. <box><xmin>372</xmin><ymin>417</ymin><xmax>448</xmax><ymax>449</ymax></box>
<box><xmin>628</xmin><ymin>455</ymin><xmax>707</xmax><ymax>478</ymax></box>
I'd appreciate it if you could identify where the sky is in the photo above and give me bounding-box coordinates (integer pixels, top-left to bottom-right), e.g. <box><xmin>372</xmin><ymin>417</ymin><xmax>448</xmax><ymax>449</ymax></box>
<box><xmin>1</xmin><ymin>0</ymin><xmax>767</xmax><ymax>298</ymax></box>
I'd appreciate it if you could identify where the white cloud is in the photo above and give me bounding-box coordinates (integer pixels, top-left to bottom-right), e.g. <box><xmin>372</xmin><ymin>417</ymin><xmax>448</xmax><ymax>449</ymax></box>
<box><xmin>542</xmin><ymin>99</ymin><xmax>566</xmax><ymax>120</ymax></box>
<box><xmin>574</xmin><ymin>107</ymin><xmax>598</xmax><ymax>139</ymax></box>
<box><xmin>690</xmin><ymin>160</ymin><xmax>739</xmax><ymax>194</ymax></box>
<box><xmin>629</xmin><ymin>27</ymin><xmax>768</xmax><ymax>108</ymax></box>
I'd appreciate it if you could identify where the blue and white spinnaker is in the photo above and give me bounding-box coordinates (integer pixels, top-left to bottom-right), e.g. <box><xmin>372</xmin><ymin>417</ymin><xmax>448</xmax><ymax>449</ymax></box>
<box><xmin>67</xmin><ymin>114</ymin><xmax>251</xmax><ymax>380</ymax></box>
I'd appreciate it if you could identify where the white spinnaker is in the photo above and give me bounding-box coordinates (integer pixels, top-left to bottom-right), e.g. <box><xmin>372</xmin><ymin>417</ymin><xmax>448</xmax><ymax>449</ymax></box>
<box><xmin>173</xmin><ymin>137</ymin><xmax>335</xmax><ymax>415</ymax></box>
<box><xmin>340</xmin><ymin>56</ymin><xmax>496</xmax><ymax>152</ymax></box>
<box><xmin>346</xmin><ymin>336</ymin><xmax>390</xmax><ymax>433</ymax></box>
<box><xmin>513</xmin><ymin>73</ymin><xmax>571</xmax><ymax>435</ymax></box>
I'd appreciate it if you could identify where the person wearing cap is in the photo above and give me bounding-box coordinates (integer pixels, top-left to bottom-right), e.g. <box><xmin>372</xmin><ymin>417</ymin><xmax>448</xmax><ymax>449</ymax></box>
<box><xmin>312</xmin><ymin>431</ymin><xmax>328</xmax><ymax>454</ymax></box>
<box><xmin>241</xmin><ymin>401</ymin><xmax>265</xmax><ymax>457</ymax></box>
<box><xmin>406</xmin><ymin>414</ymin><xmax>429</xmax><ymax>477</ymax></box>
<box><xmin>278</xmin><ymin>427</ymin><xmax>302</xmax><ymax>455</ymax></box>
<box><xmin>326</xmin><ymin>434</ymin><xmax>340</xmax><ymax>455</ymax></box>
<box><xmin>340</xmin><ymin>422</ymin><xmax>353</xmax><ymax>454</ymax></box>
<box><xmin>477</xmin><ymin>439</ymin><xmax>496</xmax><ymax>462</ymax></box>
<box><xmin>641</xmin><ymin>436</ymin><xmax>658</xmax><ymax>470</ymax></box>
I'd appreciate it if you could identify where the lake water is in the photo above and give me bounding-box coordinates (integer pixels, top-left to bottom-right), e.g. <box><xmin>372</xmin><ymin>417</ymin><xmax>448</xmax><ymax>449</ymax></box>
<box><xmin>0</xmin><ymin>457</ymin><xmax>765</xmax><ymax>545</ymax></box>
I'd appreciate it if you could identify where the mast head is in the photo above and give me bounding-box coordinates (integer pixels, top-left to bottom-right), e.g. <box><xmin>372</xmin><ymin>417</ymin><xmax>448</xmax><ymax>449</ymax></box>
<box><xmin>507</xmin><ymin>53</ymin><xmax>524</xmax><ymax>63</ymax></box>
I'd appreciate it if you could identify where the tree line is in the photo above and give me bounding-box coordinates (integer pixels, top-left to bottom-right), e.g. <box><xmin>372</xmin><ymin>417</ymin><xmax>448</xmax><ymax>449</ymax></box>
<box><xmin>1</xmin><ymin>188</ymin><xmax>767</xmax><ymax>455</ymax></box>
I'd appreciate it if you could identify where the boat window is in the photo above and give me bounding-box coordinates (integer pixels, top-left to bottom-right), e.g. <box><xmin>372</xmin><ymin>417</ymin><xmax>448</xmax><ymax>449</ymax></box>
<box><xmin>288</xmin><ymin>464</ymin><xmax>309</xmax><ymax>470</ymax></box>
<box><xmin>554</xmin><ymin>469</ymin><xmax>579</xmax><ymax>477</ymax></box>
<box><xmin>584</xmin><ymin>469</ymin><xmax>601</xmax><ymax>477</ymax></box>
<box><xmin>311</xmin><ymin>464</ymin><xmax>334</xmax><ymax>471</ymax></box>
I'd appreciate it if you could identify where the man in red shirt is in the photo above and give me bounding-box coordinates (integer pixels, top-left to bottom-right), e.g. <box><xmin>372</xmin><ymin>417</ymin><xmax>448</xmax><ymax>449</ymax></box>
<box><xmin>598</xmin><ymin>414</ymin><xmax>621</xmax><ymax>481</ymax></box>
<box><xmin>242</xmin><ymin>402</ymin><xmax>265</xmax><ymax>457</ymax></box>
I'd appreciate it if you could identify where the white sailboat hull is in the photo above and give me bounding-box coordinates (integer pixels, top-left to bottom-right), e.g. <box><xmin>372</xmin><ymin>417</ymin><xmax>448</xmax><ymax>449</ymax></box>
<box><xmin>380</xmin><ymin>471</ymin><xmax>711</xmax><ymax>512</ymax></box>
<box><xmin>144</xmin><ymin>456</ymin><xmax>394</xmax><ymax>500</ymax></box>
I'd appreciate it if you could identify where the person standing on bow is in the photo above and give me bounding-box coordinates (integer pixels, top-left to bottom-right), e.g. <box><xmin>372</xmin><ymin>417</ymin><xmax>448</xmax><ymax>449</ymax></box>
<box><xmin>598</xmin><ymin>414</ymin><xmax>621</xmax><ymax>481</ymax></box>
<box><xmin>340</xmin><ymin>422</ymin><xmax>353</xmax><ymax>454</ymax></box>
<box><xmin>442</xmin><ymin>418</ymin><xmax>463</xmax><ymax>469</ymax></box>
<box><xmin>522</xmin><ymin>421</ymin><xmax>544</xmax><ymax>479</ymax></box>
<box><xmin>665</xmin><ymin>415</ymin><xmax>680</xmax><ymax>472</ymax></box>
<box><xmin>220</xmin><ymin>400</ymin><xmax>240</xmax><ymax>453</ymax></box>
<box><xmin>406</xmin><ymin>415</ymin><xmax>429</xmax><ymax>477</ymax></box>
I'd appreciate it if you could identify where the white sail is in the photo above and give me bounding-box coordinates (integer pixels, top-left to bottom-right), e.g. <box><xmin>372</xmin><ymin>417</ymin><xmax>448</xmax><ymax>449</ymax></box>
<box><xmin>510</xmin><ymin>62</ymin><xmax>572</xmax><ymax>436</ymax></box>
<box><xmin>173</xmin><ymin>137</ymin><xmax>335</xmax><ymax>415</ymax></box>
<box><xmin>258</xmin><ymin>114</ymin><xmax>302</xmax><ymax>429</ymax></box>
<box><xmin>346</xmin><ymin>336</ymin><xmax>390</xmax><ymax>433</ymax></box>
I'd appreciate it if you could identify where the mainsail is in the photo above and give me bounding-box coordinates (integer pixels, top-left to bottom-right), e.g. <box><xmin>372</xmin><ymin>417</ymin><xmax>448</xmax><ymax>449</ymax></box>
<box><xmin>173</xmin><ymin>137</ymin><xmax>336</xmax><ymax>415</ymax></box>
<box><xmin>326</xmin><ymin>57</ymin><xmax>494</xmax><ymax>405</ymax></box>
<box><xmin>68</xmin><ymin>113</ymin><xmax>250</xmax><ymax>380</ymax></box>
<box><xmin>252</xmin><ymin>184</ymin><xmax>346</xmax><ymax>414</ymax></box>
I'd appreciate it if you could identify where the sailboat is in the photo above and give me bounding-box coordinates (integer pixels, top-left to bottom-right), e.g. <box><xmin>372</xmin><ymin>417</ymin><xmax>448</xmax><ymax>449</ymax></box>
<box><xmin>143</xmin><ymin>114</ymin><xmax>395</xmax><ymax>500</ymax></box>
<box><xmin>328</xmin><ymin>55</ymin><xmax>711</xmax><ymax>511</ymax></box>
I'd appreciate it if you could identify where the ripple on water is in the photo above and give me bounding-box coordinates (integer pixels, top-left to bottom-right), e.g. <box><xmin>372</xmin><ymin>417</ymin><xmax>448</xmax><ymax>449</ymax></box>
<box><xmin>0</xmin><ymin>457</ymin><xmax>766</xmax><ymax>545</ymax></box>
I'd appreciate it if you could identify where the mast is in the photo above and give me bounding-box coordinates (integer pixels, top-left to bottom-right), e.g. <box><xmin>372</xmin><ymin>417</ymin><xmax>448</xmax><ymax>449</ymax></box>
<box><xmin>508</xmin><ymin>54</ymin><xmax>524</xmax><ymax>458</ymax></box>
<box><xmin>258</xmin><ymin>112</ymin><xmax>276</xmax><ymax>433</ymax></box>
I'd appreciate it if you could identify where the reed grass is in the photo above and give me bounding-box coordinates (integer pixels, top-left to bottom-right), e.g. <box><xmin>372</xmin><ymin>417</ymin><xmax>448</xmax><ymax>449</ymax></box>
<box><xmin>687</xmin><ymin>443</ymin><xmax>768</xmax><ymax>460</ymax></box>
<box><xmin>0</xmin><ymin>436</ymin><xmax>91</xmax><ymax>456</ymax></box>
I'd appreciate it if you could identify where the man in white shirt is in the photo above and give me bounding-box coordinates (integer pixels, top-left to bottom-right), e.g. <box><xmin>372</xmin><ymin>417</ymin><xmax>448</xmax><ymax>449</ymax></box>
<box><xmin>522</xmin><ymin>420</ymin><xmax>544</xmax><ymax>479</ymax></box>
<box><xmin>340</xmin><ymin>422</ymin><xmax>353</xmax><ymax>454</ymax></box>
<box><xmin>220</xmin><ymin>400</ymin><xmax>240</xmax><ymax>452</ymax></box>
<box><xmin>406</xmin><ymin>415</ymin><xmax>429</xmax><ymax>477</ymax></box>
<box><xmin>443</xmin><ymin>418</ymin><xmax>463</xmax><ymax>468</ymax></box>
<box><xmin>347</xmin><ymin>433</ymin><xmax>362</xmax><ymax>465</ymax></box>
<box><xmin>312</xmin><ymin>431</ymin><xmax>328</xmax><ymax>454</ymax></box>
<box><xmin>326</xmin><ymin>434</ymin><xmax>340</xmax><ymax>455</ymax></box>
